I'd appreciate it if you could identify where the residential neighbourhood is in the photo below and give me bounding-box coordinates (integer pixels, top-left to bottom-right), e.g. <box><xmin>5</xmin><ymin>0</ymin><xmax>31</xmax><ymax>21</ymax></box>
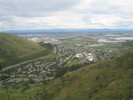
<box><xmin>1</xmin><ymin>32</ymin><xmax>133</xmax><ymax>87</ymax></box>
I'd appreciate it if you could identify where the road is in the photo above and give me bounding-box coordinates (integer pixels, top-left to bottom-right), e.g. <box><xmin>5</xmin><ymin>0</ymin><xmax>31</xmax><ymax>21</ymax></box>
<box><xmin>2</xmin><ymin>55</ymin><xmax>51</xmax><ymax>72</ymax></box>
<box><xmin>91</xmin><ymin>50</ymin><xmax>98</xmax><ymax>62</ymax></box>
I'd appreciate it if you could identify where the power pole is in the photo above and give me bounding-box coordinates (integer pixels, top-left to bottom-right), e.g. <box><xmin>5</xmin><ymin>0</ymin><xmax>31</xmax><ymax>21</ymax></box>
<box><xmin>0</xmin><ymin>64</ymin><xmax>10</xmax><ymax>100</ymax></box>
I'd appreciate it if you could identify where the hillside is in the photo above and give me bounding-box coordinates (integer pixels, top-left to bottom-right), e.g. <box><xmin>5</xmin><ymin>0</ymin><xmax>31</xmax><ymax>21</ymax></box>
<box><xmin>33</xmin><ymin>48</ymin><xmax>133</xmax><ymax>100</ymax></box>
<box><xmin>0</xmin><ymin>32</ymin><xmax>50</xmax><ymax>67</ymax></box>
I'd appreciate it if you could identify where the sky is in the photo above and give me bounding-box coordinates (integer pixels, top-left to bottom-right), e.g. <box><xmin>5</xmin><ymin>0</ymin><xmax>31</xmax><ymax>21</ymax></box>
<box><xmin>0</xmin><ymin>0</ymin><xmax>133</xmax><ymax>31</ymax></box>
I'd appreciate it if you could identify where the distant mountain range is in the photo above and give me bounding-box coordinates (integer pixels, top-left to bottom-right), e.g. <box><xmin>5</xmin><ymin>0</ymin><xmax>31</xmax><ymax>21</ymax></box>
<box><xmin>2</xmin><ymin>29</ymin><xmax>133</xmax><ymax>34</ymax></box>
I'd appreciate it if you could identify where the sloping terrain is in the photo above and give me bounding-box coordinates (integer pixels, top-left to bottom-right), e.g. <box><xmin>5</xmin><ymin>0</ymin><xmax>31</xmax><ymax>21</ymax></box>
<box><xmin>0</xmin><ymin>32</ymin><xmax>49</xmax><ymax>67</ymax></box>
<box><xmin>34</xmin><ymin>49</ymin><xmax>133</xmax><ymax>100</ymax></box>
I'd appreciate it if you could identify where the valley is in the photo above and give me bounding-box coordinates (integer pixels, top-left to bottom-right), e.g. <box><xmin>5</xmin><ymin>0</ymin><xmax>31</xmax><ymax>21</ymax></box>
<box><xmin>0</xmin><ymin>32</ymin><xmax>133</xmax><ymax>100</ymax></box>
<box><xmin>1</xmin><ymin>0</ymin><xmax>133</xmax><ymax>99</ymax></box>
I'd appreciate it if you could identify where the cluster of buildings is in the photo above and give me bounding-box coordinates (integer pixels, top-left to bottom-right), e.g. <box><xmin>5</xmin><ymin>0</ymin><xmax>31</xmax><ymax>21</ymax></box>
<box><xmin>95</xmin><ymin>49</ymin><xmax>120</xmax><ymax>60</ymax></box>
<box><xmin>3</xmin><ymin>32</ymin><xmax>131</xmax><ymax>86</ymax></box>
<box><xmin>74</xmin><ymin>53</ymin><xmax>93</xmax><ymax>61</ymax></box>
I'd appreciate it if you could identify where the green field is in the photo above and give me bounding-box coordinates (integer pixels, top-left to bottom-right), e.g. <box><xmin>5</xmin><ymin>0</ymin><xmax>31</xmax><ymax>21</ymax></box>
<box><xmin>63</xmin><ymin>38</ymin><xmax>94</xmax><ymax>45</ymax></box>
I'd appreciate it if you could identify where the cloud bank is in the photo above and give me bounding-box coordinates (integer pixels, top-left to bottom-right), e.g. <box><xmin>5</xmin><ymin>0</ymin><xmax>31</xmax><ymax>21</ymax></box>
<box><xmin>0</xmin><ymin>0</ymin><xmax>133</xmax><ymax>31</ymax></box>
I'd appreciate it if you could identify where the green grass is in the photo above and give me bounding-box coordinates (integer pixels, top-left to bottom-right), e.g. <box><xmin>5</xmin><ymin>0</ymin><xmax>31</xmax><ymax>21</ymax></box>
<box><xmin>33</xmin><ymin>48</ymin><xmax>133</xmax><ymax>100</ymax></box>
<box><xmin>41</xmin><ymin>54</ymin><xmax>57</xmax><ymax>62</ymax></box>
<box><xmin>0</xmin><ymin>32</ymin><xmax>52</xmax><ymax>67</ymax></box>
<box><xmin>67</xmin><ymin>60</ymin><xmax>83</xmax><ymax>66</ymax></box>
<box><xmin>1</xmin><ymin>49</ymin><xmax>133</xmax><ymax>100</ymax></box>
<box><xmin>0</xmin><ymin>83</ymin><xmax>42</xmax><ymax>100</ymax></box>
<box><xmin>63</xmin><ymin>38</ymin><xmax>94</xmax><ymax>45</ymax></box>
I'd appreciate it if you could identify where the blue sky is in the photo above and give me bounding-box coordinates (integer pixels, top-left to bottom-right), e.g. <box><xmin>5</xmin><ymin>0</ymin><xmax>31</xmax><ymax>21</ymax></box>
<box><xmin>0</xmin><ymin>0</ymin><xmax>133</xmax><ymax>31</ymax></box>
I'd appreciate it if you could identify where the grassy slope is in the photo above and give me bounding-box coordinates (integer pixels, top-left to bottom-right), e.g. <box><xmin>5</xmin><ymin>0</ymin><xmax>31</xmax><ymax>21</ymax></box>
<box><xmin>0</xmin><ymin>83</ymin><xmax>42</xmax><ymax>100</ymax></box>
<box><xmin>0</xmin><ymin>32</ymin><xmax>46</xmax><ymax>66</ymax></box>
<box><xmin>34</xmin><ymin>49</ymin><xmax>133</xmax><ymax>100</ymax></box>
<box><xmin>0</xmin><ymin>55</ymin><xmax>57</xmax><ymax>100</ymax></box>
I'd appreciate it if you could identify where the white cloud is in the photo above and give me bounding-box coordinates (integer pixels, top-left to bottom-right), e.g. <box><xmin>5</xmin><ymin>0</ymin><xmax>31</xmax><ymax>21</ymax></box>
<box><xmin>0</xmin><ymin>0</ymin><xmax>133</xmax><ymax>31</ymax></box>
